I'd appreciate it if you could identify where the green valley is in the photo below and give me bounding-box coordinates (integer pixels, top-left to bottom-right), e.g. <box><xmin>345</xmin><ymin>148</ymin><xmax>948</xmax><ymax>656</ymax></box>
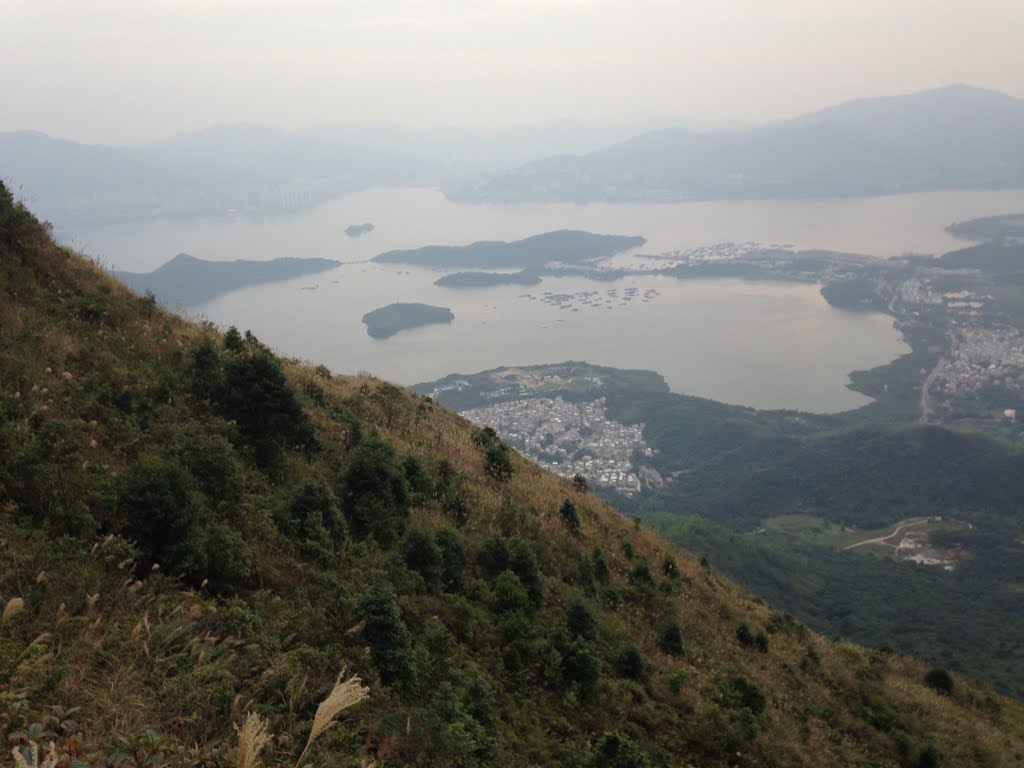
<box><xmin>420</xmin><ymin>361</ymin><xmax>1024</xmax><ymax>700</ymax></box>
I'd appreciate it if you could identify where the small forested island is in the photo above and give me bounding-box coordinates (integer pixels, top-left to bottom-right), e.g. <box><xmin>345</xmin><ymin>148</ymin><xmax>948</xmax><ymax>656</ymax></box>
<box><xmin>345</xmin><ymin>222</ymin><xmax>375</xmax><ymax>238</ymax></box>
<box><xmin>113</xmin><ymin>253</ymin><xmax>340</xmax><ymax>306</ymax></box>
<box><xmin>361</xmin><ymin>302</ymin><xmax>454</xmax><ymax>338</ymax></box>
<box><xmin>434</xmin><ymin>269</ymin><xmax>542</xmax><ymax>288</ymax></box>
<box><xmin>373</xmin><ymin>229</ymin><xmax>645</xmax><ymax>269</ymax></box>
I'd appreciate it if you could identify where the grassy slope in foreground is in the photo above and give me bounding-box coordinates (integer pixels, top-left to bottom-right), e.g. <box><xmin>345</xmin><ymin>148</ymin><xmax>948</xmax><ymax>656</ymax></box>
<box><xmin>1</xmin><ymin>184</ymin><xmax>1023</xmax><ymax>767</ymax></box>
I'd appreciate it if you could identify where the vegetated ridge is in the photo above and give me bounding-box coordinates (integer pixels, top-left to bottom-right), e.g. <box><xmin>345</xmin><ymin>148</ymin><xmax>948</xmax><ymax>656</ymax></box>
<box><xmin>373</xmin><ymin>230</ymin><xmax>646</xmax><ymax>269</ymax></box>
<box><xmin>1</xmin><ymin>182</ymin><xmax>1023</xmax><ymax>767</ymax></box>
<box><xmin>113</xmin><ymin>253</ymin><xmax>341</xmax><ymax>306</ymax></box>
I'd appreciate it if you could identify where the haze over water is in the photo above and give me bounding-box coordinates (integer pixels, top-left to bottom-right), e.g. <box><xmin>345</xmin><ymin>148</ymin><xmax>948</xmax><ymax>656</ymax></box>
<box><xmin>73</xmin><ymin>187</ymin><xmax>1022</xmax><ymax>273</ymax></box>
<box><xmin>68</xmin><ymin>187</ymin><xmax>1024</xmax><ymax>412</ymax></box>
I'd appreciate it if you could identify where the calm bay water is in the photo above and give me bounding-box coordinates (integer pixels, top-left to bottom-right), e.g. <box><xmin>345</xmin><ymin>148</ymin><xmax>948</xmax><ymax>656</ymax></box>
<box><xmin>65</xmin><ymin>187</ymin><xmax>1024</xmax><ymax>412</ymax></box>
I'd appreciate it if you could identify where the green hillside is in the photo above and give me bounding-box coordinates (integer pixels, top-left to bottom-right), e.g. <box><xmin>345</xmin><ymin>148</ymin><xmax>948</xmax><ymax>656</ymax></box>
<box><xmin>2</xmin><ymin>182</ymin><xmax>1024</xmax><ymax>767</ymax></box>
<box><xmin>595</xmin><ymin>377</ymin><xmax>1024</xmax><ymax>698</ymax></box>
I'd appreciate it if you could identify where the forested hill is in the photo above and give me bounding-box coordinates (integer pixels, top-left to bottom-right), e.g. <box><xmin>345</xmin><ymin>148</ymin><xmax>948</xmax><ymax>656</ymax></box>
<box><xmin>2</xmin><ymin>181</ymin><xmax>1023</xmax><ymax>767</ymax></box>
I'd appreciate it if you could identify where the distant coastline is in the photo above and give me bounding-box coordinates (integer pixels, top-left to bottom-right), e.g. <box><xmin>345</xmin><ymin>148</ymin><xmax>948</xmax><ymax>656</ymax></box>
<box><xmin>434</xmin><ymin>270</ymin><xmax>542</xmax><ymax>288</ymax></box>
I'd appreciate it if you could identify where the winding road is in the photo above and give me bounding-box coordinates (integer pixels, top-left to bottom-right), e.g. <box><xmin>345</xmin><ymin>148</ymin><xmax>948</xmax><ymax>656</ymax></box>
<box><xmin>843</xmin><ymin>518</ymin><xmax>929</xmax><ymax>550</ymax></box>
<box><xmin>919</xmin><ymin>357</ymin><xmax>945</xmax><ymax>423</ymax></box>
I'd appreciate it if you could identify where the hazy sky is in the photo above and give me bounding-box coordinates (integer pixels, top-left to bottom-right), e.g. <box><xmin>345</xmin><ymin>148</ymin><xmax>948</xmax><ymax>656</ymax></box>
<box><xmin>2</xmin><ymin>0</ymin><xmax>1022</xmax><ymax>143</ymax></box>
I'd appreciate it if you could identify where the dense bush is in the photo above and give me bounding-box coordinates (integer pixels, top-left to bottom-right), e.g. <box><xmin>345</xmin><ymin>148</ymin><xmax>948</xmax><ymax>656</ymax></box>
<box><xmin>184</xmin><ymin>521</ymin><xmax>252</xmax><ymax>593</ymax></box>
<box><xmin>434</xmin><ymin>528</ymin><xmax>467</xmax><ymax>592</ymax></box>
<box><xmin>493</xmin><ymin>570</ymin><xmax>531</xmax><ymax>615</ymax></box>
<box><xmin>117</xmin><ymin>455</ymin><xmax>199</xmax><ymax>570</ymax></box>
<box><xmin>658</xmin><ymin>619</ymin><xmax>685</xmax><ymax>657</ymax></box>
<box><xmin>614</xmin><ymin>645</ymin><xmax>649</xmax><ymax>685</ymax></box>
<box><xmin>562</xmin><ymin>638</ymin><xmax>601</xmax><ymax>696</ymax></box>
<box><xmin>567</xmin><ymin>601</ymin><xmax>598</xmax><ymax>642</ymax></box>
<box><xmin>661</xmin><ymin>557</ymin><xmax>680</xmax><ymax>579</ymax></box>
<box><xmin>736</xmin><ymin>622</ymin><xmax>769</xmax><ymax>653</ymax></box>
<box><xmin>629</xmin><ymin>562</ymin><xmax>654</xmax><ymax>587</ymax></box>
<box><xmin>219</xmin><ymin>346</ymin><xmax>316</xmax><ymax>469</ymax></box>
<box><xmin>592</xmin><ymin>548</ymin><xmax>610</xmax><ymax>583</ymax></box>
<box><xmin>189</xmin><ymin>331</ymin><xmax>316</xmax><ymax>470</ymax></box>
<box><xmin>358</xmin><ymin>584</ymin><xmax>418</xmax><ymax>692</ymax></box>
<box><xmin>493</xmin><ymin>571</ymin><xmax>539</xmax><ymax>674</ymax></box>
<box><xmin>721</xmin><ymin>675</ymin><xmax>766</xmax><ymax>715</ymax></box>
<box><xmin>924</xmin><ymin>668</ymin><xmax>954</xmax><ymax>696</ymax></box>
<box><xmin>473</xmin><ymin>426</ymin><xmax>515</xmax><ymax>481</ymax></box>
<box><xmin>177</xmin><ymin>422</ymin><xmax>244</xmax><ymax>505</ymax></box>
<box><xmin>402</xmin><ymin>454</ymin><xmax>433</xmax><ymax>499</ymax></box>
<box><xmin>424</xmin><ymin>681</ymin><xmax>499</xmax><ymax>766</ymax></box>
<box><xmin>277</xmin><ymin>478</ymin><xmax>346</xmax><ymax>557</ymax></box>
<box><xmin>342</xmin><ymin>434</ymin><xmax>410</xmax><ymax>547</ymax></box>
<box><xmin>560</xmin><ymin>498</ymin><xmax>581</xmax><ymax>533</ymax></box>
<box><xmin>591</xmin><ymin>730</ymin><xmax>652</xmax><ymax>768</ymax></box>
<box><xmin>402</xmin><ymin>527</ymin><xmax>444</xmax><ymax>591</ymax></box>
<box><xmin>479</xmin><ymin>537</ymin><xmax>543</xmax><ymax>605</ymax></box>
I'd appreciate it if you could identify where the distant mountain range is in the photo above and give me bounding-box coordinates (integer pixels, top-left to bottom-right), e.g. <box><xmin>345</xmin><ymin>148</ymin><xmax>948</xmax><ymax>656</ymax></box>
<box><xmin>447</xmin><ymin>85</ymin><xmax>1024</xmax><ymax>203</ymax></box>
<box><xmin>3</xmin><ymin>85</ymin><xmax>1022</xmax><ymax>226</ymax></box>
<box><xmin>0</xmin><ymin>126</ymin><xmax>434</xmax><ymax>227</ymax></box>
<box><xmin>0</xmin><ymin>120</ymin><xmax>654</xmax><ymax>227</ymax></box>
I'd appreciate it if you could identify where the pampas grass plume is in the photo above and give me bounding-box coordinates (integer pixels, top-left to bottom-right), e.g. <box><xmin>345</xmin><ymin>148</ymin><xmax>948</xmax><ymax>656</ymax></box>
<box><xmin>293</xmin><ymin>666</ymin><xmax>370</xmax><ymax>767</ymax></box>
<box><xmin>234</xmin><ymin>712</ymin><xmax>271</xmax><ymax>768</ymax></box>
<box><xmin>3</xmin><ymin>597</ymin><xmax>24</xmax><ymax>622</ymax></box>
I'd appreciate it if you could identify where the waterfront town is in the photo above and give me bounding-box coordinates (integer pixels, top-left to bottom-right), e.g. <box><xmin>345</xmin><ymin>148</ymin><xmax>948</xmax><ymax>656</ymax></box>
<box><xmin>459</xmin><ymin>396</ymin><xmax>656</xmax><ymax>496</ymax></box>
